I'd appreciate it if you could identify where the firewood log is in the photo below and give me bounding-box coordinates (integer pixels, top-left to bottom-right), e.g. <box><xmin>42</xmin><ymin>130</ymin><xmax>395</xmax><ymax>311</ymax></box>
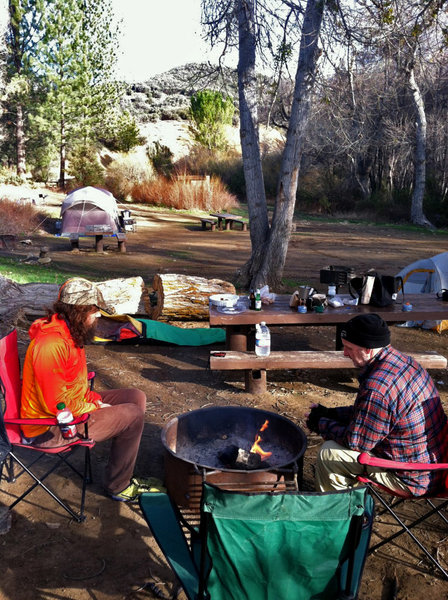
<box><xmin>0</xmin><ymin>275</ymin><xmax>149</xmax><ymax>318</ymax></box>
<box><xmin>151</xmin><ymin>273</ymin><xmax>236</xmax><ymax>321</ymax></box>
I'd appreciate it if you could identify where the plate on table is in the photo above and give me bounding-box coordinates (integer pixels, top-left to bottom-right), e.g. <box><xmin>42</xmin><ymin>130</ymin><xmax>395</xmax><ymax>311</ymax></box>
<box><xmin>209</xmin><ymin>293</ymin><xmax>239</xmax><ymax>308</ymax></box>
<box><xmin>217</xmin><ymin>304</ymin><xmax>247</xmax><ymax>314</ymax></box>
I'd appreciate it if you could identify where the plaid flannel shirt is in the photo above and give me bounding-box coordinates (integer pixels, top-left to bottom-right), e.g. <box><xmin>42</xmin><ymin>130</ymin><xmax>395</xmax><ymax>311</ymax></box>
<box><xmin>319</xmin><ymin>346</ymin><xmax>448</xmax><ymax>495</ymax></box>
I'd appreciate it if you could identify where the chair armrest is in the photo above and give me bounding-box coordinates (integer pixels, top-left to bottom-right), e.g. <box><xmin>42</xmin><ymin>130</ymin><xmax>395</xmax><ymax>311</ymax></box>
<box><xmin>88</xmin><ymin>371</ymin><xmax>95</xmax><ymax>390</ymax></box>
<box><xmin>358</xmin><ymin>452</ymin><xmax>448</xmax><ymax>471</ymax></box>
<box><xmin>5</xmin><ymin>413</ymin><xmax>90</xmax><ymax>426</ymax></box>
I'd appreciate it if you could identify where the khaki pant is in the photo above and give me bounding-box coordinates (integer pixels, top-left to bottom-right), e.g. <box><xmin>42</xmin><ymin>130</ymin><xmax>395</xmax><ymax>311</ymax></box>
<box><xmin>29</xmin><ymin>388</ymin><xmax>146</xmax><ymax>495</ymax></box>
<box><xmin>315</xmin><ymin>440</ymin><xmax>411</xmax><ymax>494</ymax></box>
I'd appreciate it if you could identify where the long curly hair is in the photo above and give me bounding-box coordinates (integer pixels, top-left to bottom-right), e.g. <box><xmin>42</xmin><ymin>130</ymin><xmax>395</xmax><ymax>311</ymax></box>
<box><xmin>50</xmin><ymin>301</ymin><xmax>98</xmax><ymax>348</ymax></box>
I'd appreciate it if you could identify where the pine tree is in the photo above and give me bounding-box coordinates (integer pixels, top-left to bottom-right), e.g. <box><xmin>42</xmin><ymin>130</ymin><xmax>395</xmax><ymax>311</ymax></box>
<box><xmin>2</xmin><ymin>0</ymin><xmax>43</xmax><ymax>176</ymax></box>
<box><xmin>33</xmin><ymin>0</ymin><xmax>121</xmax><ymax>187</ymax></box>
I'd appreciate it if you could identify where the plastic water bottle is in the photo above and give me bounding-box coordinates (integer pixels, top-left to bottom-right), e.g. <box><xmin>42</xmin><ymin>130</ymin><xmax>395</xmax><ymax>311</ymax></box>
<box><xmin>56</xmin><ymin>402</ymin><xmax>77</xmax><ymax>439</ymax></box>
<box><xmin>255</xmin><ymin>322</ymin><xmax>271</xmax><ymax>357</ymax></box>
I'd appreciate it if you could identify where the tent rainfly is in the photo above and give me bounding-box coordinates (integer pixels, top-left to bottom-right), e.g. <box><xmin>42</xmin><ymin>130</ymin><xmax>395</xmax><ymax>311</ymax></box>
<box><xmin>59</xmin><ymin>187</ymin><xmax>121</xmax><ymax>236</ymax></box>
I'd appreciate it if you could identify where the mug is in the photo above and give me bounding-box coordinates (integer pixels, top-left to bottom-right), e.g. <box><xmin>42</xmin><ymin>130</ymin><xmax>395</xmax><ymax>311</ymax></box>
<box><xmin>437</xmin><ymin>289</ymin><xmax>448</xmax><ymax>301</ymax></box>
<box><xmin>297</xmin><ymin>286</ymin><xmax>314</xmax><ymax>301</ymax></box>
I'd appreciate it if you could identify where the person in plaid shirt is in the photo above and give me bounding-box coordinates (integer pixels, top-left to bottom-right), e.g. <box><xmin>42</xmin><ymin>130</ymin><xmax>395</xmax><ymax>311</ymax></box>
<box><xmin>306</xmin><ymin>314</ymin><xmax>448</xmax><ymax>495</ymax></box>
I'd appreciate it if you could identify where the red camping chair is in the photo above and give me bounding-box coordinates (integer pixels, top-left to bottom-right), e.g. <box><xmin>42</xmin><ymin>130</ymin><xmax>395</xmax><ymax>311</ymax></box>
<box><xmin>0</xmin><ymin>328</ymin><xmax>95</xmax><ymax>522</ymax></box>
<box><xmin>357</xmin><ymin>452</ymin><xmax>448</xmax><ymax>578</ymax></box>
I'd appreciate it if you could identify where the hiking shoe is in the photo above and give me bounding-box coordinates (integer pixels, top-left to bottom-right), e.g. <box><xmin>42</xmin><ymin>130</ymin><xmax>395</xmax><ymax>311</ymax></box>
<box><xmin>109</xmin><ymin>477</ymin><xmax>166</xmax><ymax>502</ymax></box>
<box><xmin>109</xmin><ymin>480</ymin><xmax>142</xmax><ymax>502</ymax></box>
<box><xmin>131</xmin><ymin>476</ymin><xmax>166</xmax><ymax>493</ymax></box>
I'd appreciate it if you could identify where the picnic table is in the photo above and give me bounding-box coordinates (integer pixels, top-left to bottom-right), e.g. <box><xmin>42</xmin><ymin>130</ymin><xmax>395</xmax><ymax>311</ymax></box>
<box><xmin>209</xmin><ymin>294</ymin><xmax>448</xmax><ymax>392</ymax></box>
<box><xmin>209</xmin><ymin>293</ymin><xmax>448</xmax><ymax>351</ymax></box>
<box><xmin>69</xmin><ymin>230</ymin><xmax>127</xmax><ymax>253</ymax></box>
<box><xmin>209</xmin><ymin>213</ymin><xmax>248</xmax><ymax>231</ymax></box>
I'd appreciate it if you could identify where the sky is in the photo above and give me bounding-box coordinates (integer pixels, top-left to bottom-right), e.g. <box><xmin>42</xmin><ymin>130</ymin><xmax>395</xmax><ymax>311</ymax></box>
<box><xmin>111</xmin><ymin>0</ymin><xmax>230</xmax><ymax>82</ymax></box>
<box><xmin>0</xmin><ymin>0</ymin><xmax>232</xmax><ymax>83</ymax></box>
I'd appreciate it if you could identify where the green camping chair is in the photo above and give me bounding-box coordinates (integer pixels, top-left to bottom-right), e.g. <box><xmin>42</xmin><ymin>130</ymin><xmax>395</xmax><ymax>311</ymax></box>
<box><xmin>139</xmin><ymin>483</ymin><xmax>374</xmax><ymax>600</ymax></box>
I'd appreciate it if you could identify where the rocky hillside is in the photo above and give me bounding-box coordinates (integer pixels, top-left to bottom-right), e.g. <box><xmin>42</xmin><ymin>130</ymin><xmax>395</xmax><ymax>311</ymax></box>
<box><xmin>122</xmin><ymin>62</ymin><xmax>239</xmax><ymax>124</ymax></box>
<box><xmin>121</xmin><ymin>62</ymin><xmax>284</xmax><ymax>160</ymax></box>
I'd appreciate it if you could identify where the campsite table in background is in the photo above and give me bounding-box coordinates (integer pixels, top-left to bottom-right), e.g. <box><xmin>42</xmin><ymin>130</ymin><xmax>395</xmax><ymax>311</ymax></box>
<box><xmin>69</xmin><ymin>231</ymin><xmax>127</xmax><ymax>253</ymax></box>
<box><xmin>209</xmin><ymin>213</ymin><xmax>248</xmax><ymax>231</ymax></box>
<box><xmin>209</xmin><ymin>294</ymin><xmax>448</xmax><ymax>351</ymax></box>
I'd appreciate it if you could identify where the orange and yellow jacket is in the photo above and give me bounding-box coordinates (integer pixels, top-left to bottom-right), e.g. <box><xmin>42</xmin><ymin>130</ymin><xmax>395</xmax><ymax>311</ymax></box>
<box><xmin>21</xmin><ymin>314</ymin><xmax>101</xmax><ymax>437</ymax></box>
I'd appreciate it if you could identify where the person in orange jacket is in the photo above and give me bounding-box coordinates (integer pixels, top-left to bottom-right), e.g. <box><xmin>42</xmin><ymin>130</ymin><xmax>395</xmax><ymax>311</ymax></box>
<box><xmin>21</xmin><ymin>277</ymin><xmax>163</xmax><ymax>502</ymax></box>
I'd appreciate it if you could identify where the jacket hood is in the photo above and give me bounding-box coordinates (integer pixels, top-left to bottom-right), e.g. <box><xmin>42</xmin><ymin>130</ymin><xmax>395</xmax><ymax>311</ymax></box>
<box><xmin>28</xmin><ymin>314</ymin><xmax>70</xmax><ymax>341</ymax></box>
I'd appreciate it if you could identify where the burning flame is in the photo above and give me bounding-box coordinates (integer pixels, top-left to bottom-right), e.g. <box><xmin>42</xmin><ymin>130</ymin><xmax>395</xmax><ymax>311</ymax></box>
<box><xmin>250</xmin><ymin>420</ymin><xmax>272</xmax><ymax>461</ymax></box>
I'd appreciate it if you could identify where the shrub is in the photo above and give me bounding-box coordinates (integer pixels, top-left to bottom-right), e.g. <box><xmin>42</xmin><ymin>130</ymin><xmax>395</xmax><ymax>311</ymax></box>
<box><xmin>175</xmin><ymin>147</ymin><xmax>245</xmax><ymax>199</ymax></box>
<box><xmin>100</xmin><ymin>112</ymin><xmax>146</xmax><ymax>153</ymax></box>
<box><xmin>147</xmin><ymin>142</ymin><xmax>174</xmax><ymax>177</ymax></box>
<box><xmin>189</xmin><ymin>90</ymin><xmax>235</xmax><ymax>150</ymax></box>
<box><xmin>132</xmin><ymin>174</ymin><xmax>238</xmax><ymax>212</ymax></box>
<box><xmin>0</xmin><ymin>167</ymin><xmax>26</xmax><ymax>186</ymax></box>
<box><xmin>105</xmin><ymin>153</ymin><xmax>154</xmax><ymax>201</ymax></box>
<box><xmin>68</xmin><ymin>145</ymin><xmax>105</xmax><ymax>190</ymax></box>
<box><xmin>0</xmin><ymin>198</ymin><xmax>42</xmax><ymax>236</ymax></box>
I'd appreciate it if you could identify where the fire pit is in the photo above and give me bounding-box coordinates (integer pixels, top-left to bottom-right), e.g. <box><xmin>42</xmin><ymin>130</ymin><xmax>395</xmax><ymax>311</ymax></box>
<box><xmin>162</xmin><ymin>406</ymin><xmax>307</xmax><ymax>509</ymax></box>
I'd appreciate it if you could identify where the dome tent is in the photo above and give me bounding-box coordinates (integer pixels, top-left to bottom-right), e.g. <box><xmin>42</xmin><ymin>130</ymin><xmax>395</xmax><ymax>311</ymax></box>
<box><xmin>397</xmin><ymin>251</ymin><xmax>448</xmax><ymax>294</ymax></box>
<box><xmin>59</xmin><ymin>186</ymin><xmax>121</xmax><ymax>236</ymax></box>
<box><xmin>396</xmin><ymin>251</ymin><xmax>448</xmax><ymax>332</ymax></box>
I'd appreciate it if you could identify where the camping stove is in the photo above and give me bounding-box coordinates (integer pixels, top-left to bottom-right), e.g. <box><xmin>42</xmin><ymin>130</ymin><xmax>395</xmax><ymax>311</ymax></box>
<box><xmin>162</xmin><ymin>406</ymin><xmax>307</xmax><ymax>510</ymax></box>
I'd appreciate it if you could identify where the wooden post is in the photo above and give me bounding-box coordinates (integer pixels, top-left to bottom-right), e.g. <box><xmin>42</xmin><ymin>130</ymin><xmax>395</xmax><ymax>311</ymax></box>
<box><xmin>95</xmin><ymin>235</ymin><xmax>104</xmax><ymax>252</ymax></box>
<box><xmin>226</xmin><ymin>325</ymin><xmax>250</xmax><ymax>351</ymax></box>
<box><xmin>245</xmin><ymin>369</ymin><xmax>267</xmax><ymax>394</ymax></box>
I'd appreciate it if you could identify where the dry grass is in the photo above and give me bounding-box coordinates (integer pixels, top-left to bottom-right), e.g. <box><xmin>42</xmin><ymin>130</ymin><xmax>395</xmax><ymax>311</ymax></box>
<box><xmin>132</xmin><ymin>174</ymin><xmax>239</xmax><ymax>212</ymax></box>
<box><xmin>0</xmin><ymin>198</ymin><xmax>42</xmax><ymax>236</ymax></box>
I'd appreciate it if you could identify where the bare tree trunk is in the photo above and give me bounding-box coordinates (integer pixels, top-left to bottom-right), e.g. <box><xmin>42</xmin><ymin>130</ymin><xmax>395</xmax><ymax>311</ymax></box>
<box><xmin>16</xmin><ymin>103</ymin><xmax>26</xmax><ymax>177</ymax></box>
<box><xmin>236</xmin><ymin>0</ymin><xmax>270</xmax><ymax>287</ymax></box>
<box><xmin>259</xmin><ymin>0</ymin><xmax>326</xmax><ymax>289</ymax></box>
<box><xmin>408</xmin><ymin>65</ymin><xmax>433</xmax><ymax>228</ymax></box>
<box><xmin>58</xmin><ymin>103</ymin><xmax>66</xmax><ymax>188</ymax></box>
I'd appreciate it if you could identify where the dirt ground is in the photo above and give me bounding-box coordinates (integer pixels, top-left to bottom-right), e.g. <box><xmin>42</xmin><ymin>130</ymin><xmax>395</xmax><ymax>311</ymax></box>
<box><xmin>1</xmin><ymin>190</ymin><xmax>448</xmax><ymax>600</ymax></box>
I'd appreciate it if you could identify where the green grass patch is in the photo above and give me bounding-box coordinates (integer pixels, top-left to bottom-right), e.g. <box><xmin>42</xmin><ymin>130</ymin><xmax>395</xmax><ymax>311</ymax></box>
<box><xmin>281</xmin><ymin>277</ymin><xmax>310</xmax><ymax>292</ymax></box>
<box><xmin>294</xmin><ymin>212</ymin><xmax>448</xmax><ymax>235</ymax></box>
<box><xmin>0</xmin><ymin>257</ymin><xmax>85</xmax><ymax>284</ymax></box>
<box><xmin>167</xmin><ymin>250</ymin><xmax>193</xmax><ymax>260</ymax></box>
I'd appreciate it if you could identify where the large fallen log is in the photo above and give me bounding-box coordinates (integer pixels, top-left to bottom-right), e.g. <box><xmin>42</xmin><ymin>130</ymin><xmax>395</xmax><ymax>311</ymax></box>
<box><xmin>151</xmin><ymin>273</ymin><xmax>236</xmax><ymax>321</ymax></box>
<box><xmin>0</xmin><ymin>275</ymin><xmax>149</xmax><ymax>318</ymax></box>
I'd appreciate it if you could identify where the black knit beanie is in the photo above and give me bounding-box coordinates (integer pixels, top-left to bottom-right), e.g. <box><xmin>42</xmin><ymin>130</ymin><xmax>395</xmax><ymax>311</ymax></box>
<box><xmin>341</xmin><ymin>314</ymin><xmax>390</xmax><ymax>349</ymax></box>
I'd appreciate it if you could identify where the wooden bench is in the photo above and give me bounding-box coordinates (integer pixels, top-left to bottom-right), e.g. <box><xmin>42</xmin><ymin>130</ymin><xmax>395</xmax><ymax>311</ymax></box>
<box><xmin>210</xmin><ymin>350</ymin><xmax>448</xmax><ymax>394</ymax></box>
<box><xmin>225</xmin><ymin>217</ymin><xmax>248</xmax><ymax>231</ymax></box>
<box><xmin>200</xmin><ymin>218</ymin><xmax>218</xmax><ymax>231</ymax></box>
